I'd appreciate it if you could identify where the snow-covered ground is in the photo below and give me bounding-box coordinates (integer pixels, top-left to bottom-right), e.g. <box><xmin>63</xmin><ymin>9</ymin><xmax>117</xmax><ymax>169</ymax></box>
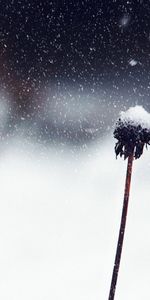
<box><xmin>0</xmin><ymin>135</ymin><xmax>150</xmax><ymax>299</ymax></box>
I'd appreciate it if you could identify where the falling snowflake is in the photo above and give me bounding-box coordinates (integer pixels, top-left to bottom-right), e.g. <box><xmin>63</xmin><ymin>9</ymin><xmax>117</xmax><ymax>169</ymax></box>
<box><xmin>128</xmin><ymin>59</ymin><xmax>138</xmax><ymax>66</ymax></box>
<box><xmin>119</xmin><ymin>15</ymin><xmax>131</xmax><ymax>28</ymax></box>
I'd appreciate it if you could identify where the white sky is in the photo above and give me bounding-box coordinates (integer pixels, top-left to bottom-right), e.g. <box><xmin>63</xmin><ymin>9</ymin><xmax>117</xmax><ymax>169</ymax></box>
<box><xmin>0</xmin><ymin>136</ymin><xmax>150</xmax><ymax>299</ymax></box>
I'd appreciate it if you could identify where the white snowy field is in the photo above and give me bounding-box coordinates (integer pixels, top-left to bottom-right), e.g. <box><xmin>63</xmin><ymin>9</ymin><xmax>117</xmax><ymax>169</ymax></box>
<box><xmin>0</xmin><ymin>135</ymin><xmax>150</xmax><ymax>299</ymax></box>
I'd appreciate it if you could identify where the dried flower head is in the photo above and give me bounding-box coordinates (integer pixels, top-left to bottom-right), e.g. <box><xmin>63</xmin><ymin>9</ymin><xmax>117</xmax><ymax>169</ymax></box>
<box><xmin>114</xmin><ymin>106</ymin><xmax>150</xmax><ymax>159</ymax></box>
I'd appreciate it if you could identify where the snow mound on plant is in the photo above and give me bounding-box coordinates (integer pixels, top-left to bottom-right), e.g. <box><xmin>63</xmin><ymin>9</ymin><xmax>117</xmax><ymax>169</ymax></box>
<box><xmin>120</xmin><ymin>105</ymin><xmax>150</xmax><ymax>129</ymax></box>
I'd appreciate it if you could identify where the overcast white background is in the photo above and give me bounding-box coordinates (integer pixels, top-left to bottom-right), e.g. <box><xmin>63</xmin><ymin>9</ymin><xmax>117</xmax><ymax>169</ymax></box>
<box><xmin>0</xmin><ymin>134</ymin><xmax>149</xmax><ymax>300</ymax></box>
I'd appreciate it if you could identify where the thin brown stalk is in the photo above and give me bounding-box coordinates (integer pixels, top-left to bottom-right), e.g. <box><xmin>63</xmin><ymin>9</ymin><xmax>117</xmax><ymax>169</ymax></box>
<box><xmin>108</xmin><ymin>154</ymin><xmax>134</xmax><ymax>300</ymax></box>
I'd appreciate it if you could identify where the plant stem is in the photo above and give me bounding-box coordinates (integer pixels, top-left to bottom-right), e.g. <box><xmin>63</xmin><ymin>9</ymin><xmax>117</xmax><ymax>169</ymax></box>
<box><xmin>108</xmin><ymin>154</ymin><xmax>134</xmax><ymax>300</ymax></box>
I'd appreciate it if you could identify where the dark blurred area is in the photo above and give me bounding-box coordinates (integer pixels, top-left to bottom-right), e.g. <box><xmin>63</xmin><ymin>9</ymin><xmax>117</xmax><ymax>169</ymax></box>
<box><xmin>0</xmin><ymin>0</ymin><xmax>150</xmax><ymax>144</ymax></box>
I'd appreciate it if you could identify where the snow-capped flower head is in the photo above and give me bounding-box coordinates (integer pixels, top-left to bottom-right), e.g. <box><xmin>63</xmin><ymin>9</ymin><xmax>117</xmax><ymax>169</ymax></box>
<box><xmin>114</xmin><ymin>106</ymin><xmax>150</xmax><ymax>159</ymax></box>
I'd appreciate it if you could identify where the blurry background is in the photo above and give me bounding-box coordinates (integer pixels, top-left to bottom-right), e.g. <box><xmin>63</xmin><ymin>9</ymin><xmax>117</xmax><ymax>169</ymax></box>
<box><xmin>0</xmin><ymin>0</ymin><xmax>150</xmax><ymax>143</ymax></box>
<box><xmin>0</xmin><ymin>0</ymin><xmax>150</xmax><ymax>299</ymax></box>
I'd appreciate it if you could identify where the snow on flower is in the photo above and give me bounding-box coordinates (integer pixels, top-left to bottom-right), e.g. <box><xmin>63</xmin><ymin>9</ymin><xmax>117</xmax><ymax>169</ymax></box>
<box><xmin>120</xmin><ymin>106</ymin><xmax>150</xmax><ymax>129</ymax></box>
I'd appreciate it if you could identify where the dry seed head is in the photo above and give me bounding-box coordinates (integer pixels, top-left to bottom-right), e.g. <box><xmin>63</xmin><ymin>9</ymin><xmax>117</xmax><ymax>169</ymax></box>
<box><xmin>114</xmin><ymin>106</ymin><xmax>150</xmax><ymax>159</ymax></box>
